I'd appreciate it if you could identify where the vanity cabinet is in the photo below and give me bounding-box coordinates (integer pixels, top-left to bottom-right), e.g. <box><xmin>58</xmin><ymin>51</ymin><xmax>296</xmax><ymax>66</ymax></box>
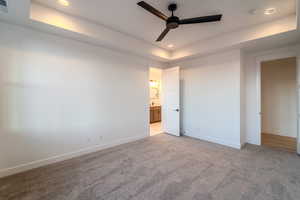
<box><xmin>150</xmin><ymin>106</ymin><xmax>161</xmax><ymax>123</ymax></box>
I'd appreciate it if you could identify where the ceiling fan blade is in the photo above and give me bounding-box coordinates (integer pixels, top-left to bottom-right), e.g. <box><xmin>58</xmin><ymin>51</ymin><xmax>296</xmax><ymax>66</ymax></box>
<box><xmin>137</xmin><ymin>1</ymin><xmax>168</xmax><ymax>21</ymax></box>
<box><xmin>179</xmin><ymin>14</ymin><xmax>222</xmax><ymax>25</ymax></box>
<box><xmin>156</xmin><ymin>28</ymin><xmax>170</xmax><ymax>42</ymax></box>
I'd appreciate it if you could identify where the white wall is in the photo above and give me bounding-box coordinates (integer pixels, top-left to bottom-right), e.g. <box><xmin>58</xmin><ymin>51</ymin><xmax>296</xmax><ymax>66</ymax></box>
<box><xmin>297</xmin><ymin>51</ymin><xmax>300</xmax><ymax>154</ymax></box>
<box><xmin>170</xmin><ymin>45</ymin><xmax>300</xmax><ymax>150</ymax></box>
<box><xmin>243</xmin><ymin>45</ymin><xmax>300</xmax><ymax>145</ymax></box>
<box><xmin>177</xmin><ymin>50</ymin><xmax>242</xmax><ymax>149</ymax></box>
<box><xmin>261</xmin><ymin>58</ymin><xmax>297</xmax><ymax>138</ymax></box>
<box><xmin>0</xmin><ymin>21</ymin><xmax>153</xmax><ymax>177</ymax></box>
<box><xmin>240</xmin><ymin>52</ymin><xmax>246</xmax><ymax>146</ymax></box>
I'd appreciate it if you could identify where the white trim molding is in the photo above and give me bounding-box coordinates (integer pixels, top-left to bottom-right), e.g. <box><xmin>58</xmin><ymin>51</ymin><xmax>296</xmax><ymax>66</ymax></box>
<box><xmin>184</xmin><ymin>134</ymin><xmax>242</xmax><ymax>150</ymax></box>
<box><xmin>255</xmin><ymin>45</ymin><xmax>300</xmax><ymax>146</ymax></box>
<box><xmin>0</xmin><ymin>135</ymin><xmax>148</xmax><ymax>178</ymax></box>
<box><xmin>1</xmin><ymin>1</ymin><xmax>298</xmax><ymax>63</ymax></box>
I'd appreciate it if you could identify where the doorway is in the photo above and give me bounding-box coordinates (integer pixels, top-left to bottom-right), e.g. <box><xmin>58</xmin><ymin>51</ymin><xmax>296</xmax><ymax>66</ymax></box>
<box><xmin>149</xmin><ymin>68</ymin><xmax>163</xmax><ymax>136</ymax></box>
<box><xmin>260</xmin><ymin>57</ymin><xmax>298</xmax><ymax>152</ymax></box>
<box><xmin>149</xmin><ymin>67</ymin><xmax>181</xmax><ymax>137</ymax></box>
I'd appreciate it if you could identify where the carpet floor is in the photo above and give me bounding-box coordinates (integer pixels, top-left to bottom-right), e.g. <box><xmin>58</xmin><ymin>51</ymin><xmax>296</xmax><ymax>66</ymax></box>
<box><xmin>0</xmin><ymin>134</ymin><xmax>300</xmax><ymax>200</ymax></box>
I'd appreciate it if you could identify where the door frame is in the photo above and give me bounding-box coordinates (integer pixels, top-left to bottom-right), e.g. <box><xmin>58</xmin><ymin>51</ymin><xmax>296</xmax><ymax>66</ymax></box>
<box><xmin>255</xmin><ymin>50</ymin><xmax>299</xmax><ymax>151</ymax></box>
<box><xmin>148</xmin><ymin>67</ymin><xmax>163</xmax><ymax>136</ymax></box>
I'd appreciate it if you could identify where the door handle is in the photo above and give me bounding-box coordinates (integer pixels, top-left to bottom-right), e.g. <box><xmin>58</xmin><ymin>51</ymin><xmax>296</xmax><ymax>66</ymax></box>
<box><xmin>173</xmin><ymin>109</ymin><xmax>180</xmax><ymax>112</ymax></box>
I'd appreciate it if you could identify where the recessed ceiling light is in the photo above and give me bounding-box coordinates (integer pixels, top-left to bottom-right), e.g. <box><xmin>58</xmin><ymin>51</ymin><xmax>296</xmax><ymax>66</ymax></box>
<box><xmin>167</xmin><ymin>44</ymin><xmax>174</xmax><ymax>48</ymax></box>
<box><xmin>264</xmin><ymin>8</ymin><xmax>276</xmax><ymax>15</ymax></box>
<box><xmin>58</xmin><ymin>0</ymin><xmax>69</xmax><ymax>7</ymax></box>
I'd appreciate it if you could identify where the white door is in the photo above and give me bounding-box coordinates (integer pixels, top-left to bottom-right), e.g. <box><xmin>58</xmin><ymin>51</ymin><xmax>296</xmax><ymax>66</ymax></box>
<box><xmin>162</xmin><ymin>66</ymin><xmax>180</xmax><ymax>136</ymax></box>
<box><xmin>297</xmin><ymin>57</ymin><xmax>300</xmax><ymax>155</ymax></box>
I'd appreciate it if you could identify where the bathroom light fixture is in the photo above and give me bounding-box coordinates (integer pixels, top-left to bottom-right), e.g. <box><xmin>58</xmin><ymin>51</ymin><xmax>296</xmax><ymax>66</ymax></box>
<box><xmin>150</xmin><ymin>80</ymin><xmax>159</xmax><ymax>88</ymax></box>
<box><xmin>264</xmin><ymin>8</ymin><xmax>276</xmax><ymax>15</ymax></box>
<box><xmin>150</xmin><ymin>80</ymin><xmax>160</xmax><ymax>99</ymax></box>
<box><xmin>58</xmin><ymin>0</ymin><xmax>69</xmax><ymax>7</ymax></box>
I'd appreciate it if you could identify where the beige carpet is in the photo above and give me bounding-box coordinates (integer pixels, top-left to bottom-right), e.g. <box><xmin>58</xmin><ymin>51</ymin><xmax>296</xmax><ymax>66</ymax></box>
<box><xmin>0</xmin><ymin>134</ymin><xmax>300</xmax><ymax>200</ymax></box>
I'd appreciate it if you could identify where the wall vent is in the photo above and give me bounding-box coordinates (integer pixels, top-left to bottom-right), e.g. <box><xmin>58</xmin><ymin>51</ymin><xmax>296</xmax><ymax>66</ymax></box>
<box><xmin>0</xmin><ymin>0</ymin><xmax>7</xmax><ymax>13</ymax></box>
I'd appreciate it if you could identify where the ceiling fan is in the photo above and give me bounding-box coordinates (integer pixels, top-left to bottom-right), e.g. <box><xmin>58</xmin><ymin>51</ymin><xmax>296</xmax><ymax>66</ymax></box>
<box><xmin>137</xmin><ymin>1</ymin><xmax>223</xmax><ymax>42</ymax></box>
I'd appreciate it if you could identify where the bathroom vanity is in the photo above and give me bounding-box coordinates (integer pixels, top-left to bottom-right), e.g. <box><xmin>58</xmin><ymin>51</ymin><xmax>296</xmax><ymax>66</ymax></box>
<box><xmin>150</xmin><ymin>106</ymin><xmax>161</xmax><ymax>123</ymax></box>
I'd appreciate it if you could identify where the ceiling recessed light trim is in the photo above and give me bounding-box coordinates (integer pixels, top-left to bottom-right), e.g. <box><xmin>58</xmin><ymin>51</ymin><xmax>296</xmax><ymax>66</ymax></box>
<box><xmin>58</xmin><ymin>0</ymin><xmax>70</xmax><ymax>7</ymax></box>
<box><xmin>264</xmin><ymin>8</ymin><xmax>276</xmax><ymax>15</ymax></box>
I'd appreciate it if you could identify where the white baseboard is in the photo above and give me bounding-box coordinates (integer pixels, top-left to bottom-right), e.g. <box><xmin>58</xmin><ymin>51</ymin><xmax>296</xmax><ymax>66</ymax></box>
<box><xmin>0</xmin><ymin>134</ymin><xmax>148</xmax><ymax>178</ymax></box>
<box><xmin>184</xmin><ymin>133</ymin><xmax>242</xmax><ymax>149</ymax></box>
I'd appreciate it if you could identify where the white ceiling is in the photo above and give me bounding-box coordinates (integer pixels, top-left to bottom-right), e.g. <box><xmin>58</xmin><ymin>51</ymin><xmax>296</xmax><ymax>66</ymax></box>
<box><xmin>33</xmin><ymin>0</ymin><xmax>296</xmax><ymax>50</ymax></box>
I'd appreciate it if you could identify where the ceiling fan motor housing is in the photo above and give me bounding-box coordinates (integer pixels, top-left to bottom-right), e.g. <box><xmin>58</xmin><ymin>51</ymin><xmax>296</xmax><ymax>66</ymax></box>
<box><xmin>168</xmin><ymin>3</ymin><xmax>177</xmax><ymax>12</ymax></box>
<box><xmin>167</xmin><ymin>16</ymin><xmax>179</xmax><ymax>29</ymax></box>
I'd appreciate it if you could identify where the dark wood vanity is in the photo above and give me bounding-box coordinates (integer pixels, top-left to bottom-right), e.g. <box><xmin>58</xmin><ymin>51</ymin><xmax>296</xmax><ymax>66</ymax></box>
<box><xmin>150</xmin><ymin>106</ymin><xmax>161</xmax><ymax>123</ymax></box>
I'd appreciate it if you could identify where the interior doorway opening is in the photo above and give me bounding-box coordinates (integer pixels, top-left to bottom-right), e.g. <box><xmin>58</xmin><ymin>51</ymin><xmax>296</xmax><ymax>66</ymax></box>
<box><xmin>260</xmin><ymin>57</ymin><xmax>298</xmax><ymax>152</ymax></box>
<box><xmin>149</xmin><ymin>68</ymin><xmax>163</xmax><ymax>136</ymax></box>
